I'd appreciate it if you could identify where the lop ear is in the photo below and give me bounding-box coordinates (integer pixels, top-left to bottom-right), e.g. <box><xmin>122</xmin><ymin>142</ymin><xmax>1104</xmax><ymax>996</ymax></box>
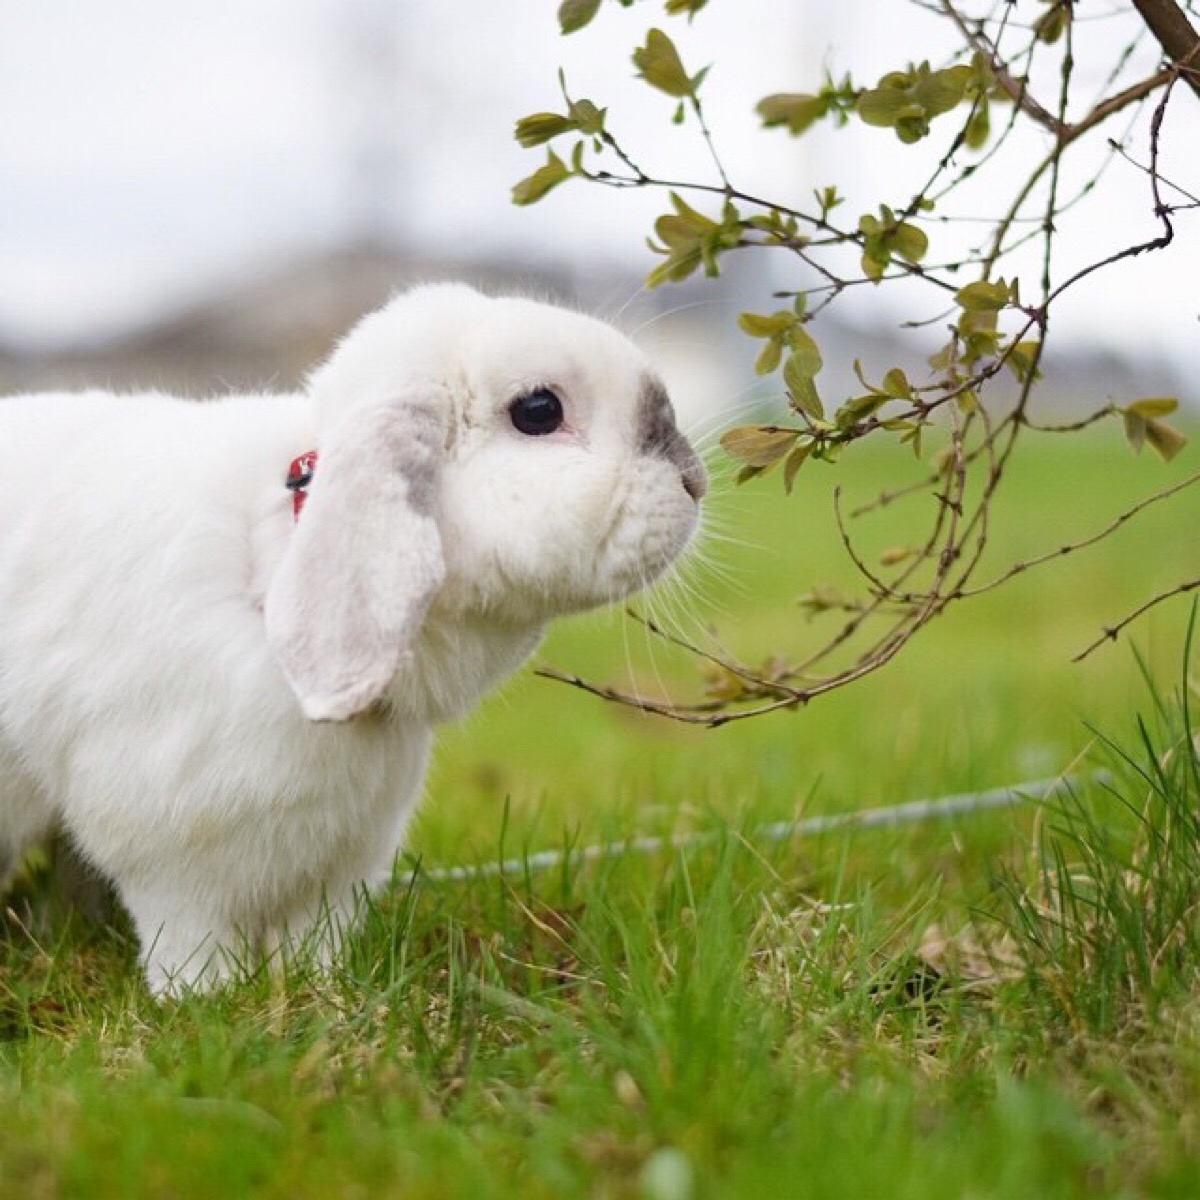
<box><xmin>265</xmin><ymin>396</ymin><xmax>446</xmax><ymax>722</ymax></box>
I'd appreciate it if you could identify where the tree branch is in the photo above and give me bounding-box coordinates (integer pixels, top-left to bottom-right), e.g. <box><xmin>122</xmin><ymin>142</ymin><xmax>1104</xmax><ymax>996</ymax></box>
<box><xmin>1130</xmin><ymin>0</ymin><xmax>1200</xmax><ymax>100</ymax></box>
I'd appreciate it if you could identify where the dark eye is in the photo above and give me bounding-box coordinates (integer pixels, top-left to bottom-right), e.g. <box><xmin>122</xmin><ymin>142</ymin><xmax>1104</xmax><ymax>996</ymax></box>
<box><xmin>508</xmin><ymin>388</ymin><xmax>564</xmax><ymax>436</ymax></box>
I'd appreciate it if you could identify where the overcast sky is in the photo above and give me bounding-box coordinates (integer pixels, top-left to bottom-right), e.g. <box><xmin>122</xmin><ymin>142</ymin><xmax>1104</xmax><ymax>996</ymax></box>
<box><xmin>0</xmin><ymin>0</ymin><xmax>1196</xmax><ymax>388</ymax></box>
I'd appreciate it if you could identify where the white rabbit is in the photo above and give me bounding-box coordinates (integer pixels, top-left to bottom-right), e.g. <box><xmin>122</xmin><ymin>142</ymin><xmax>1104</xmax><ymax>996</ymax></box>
<box><xmin>0</xmin><ymin>283</ymin><xmax>706</xmax><ymax>994</ymax></box>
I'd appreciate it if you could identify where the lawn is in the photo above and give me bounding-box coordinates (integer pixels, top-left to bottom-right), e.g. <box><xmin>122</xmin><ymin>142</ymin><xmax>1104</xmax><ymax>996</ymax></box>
<box><xmin>2</xmin><ymin>427</ymin><xmax>1198</xmax><ymax>1199</ymax></box>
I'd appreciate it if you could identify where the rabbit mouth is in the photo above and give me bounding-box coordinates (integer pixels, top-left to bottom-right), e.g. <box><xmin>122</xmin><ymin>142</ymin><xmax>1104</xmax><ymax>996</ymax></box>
<box><xmin>588</xmin><ymin>492</ymin><xmax>700</xmax><ymax>603</ymax></box>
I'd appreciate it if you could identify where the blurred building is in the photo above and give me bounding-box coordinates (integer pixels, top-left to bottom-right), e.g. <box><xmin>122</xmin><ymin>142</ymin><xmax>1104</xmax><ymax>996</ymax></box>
<box><xmin>0</xmin><ymin>243</ymin><xmax>1181</xmax><ymax>432</ymax></box>
<box><xmin>0</xmin><ymin>245</ymin><xmax>757</xmax><ymax>428</ymax></box>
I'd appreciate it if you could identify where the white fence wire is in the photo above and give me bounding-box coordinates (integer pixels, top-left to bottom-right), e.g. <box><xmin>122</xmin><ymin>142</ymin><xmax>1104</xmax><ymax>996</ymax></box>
<box><xmin>414</xmin><ymin>773</ymin><xmax>1094</xmax><ymax>885</ymax></box>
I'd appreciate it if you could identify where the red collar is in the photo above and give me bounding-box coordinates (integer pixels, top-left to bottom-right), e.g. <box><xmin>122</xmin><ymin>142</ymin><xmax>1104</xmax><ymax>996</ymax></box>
<box><xmin>286</xmin><ymin>451</ymin><xmax>318</xmax><ymax>518</ymax></box>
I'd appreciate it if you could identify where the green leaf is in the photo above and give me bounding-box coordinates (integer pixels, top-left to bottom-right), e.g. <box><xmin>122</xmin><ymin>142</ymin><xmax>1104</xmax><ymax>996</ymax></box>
<box><xmin>739</xmin><ymin>311</ymin><xmax>796</xmax><ymax>375</ymax></box>
<box><xmin>920</xmin><ymin>64</ymin><xmax>972</xmax><ymax>114</ymax></box>
<box><xmin>857</xmin><ymin>207</ymin><xmax>927</xmax><ymax>280</ymax></box>
<box><xmin>746</xmin><ymin>210</ymin><xmax>802</xmax><ymax>244</ymax></box>
<box><xmin>666</xmin><ymin>190</ymin><xmax>717</xmax><ymax>232</ymax></box>
<box><xmin>964</xmin><ymin>95</ymin><xmax>991</xmax><ymax>150</ymax></box>
<box><xmin>558</xmin><ymin>0</ymin><xmax>602</xmax><ymax>33</ymax></box>
<box><xmin>754</xmin><ymin>339</ymin><xmax>783</xmax><ymax>376</ymax></box>
<box><xmin>569</xmin><ymin>98</ymin><xmax>606</xmax><ymax>137</ymax></box>
<box><xmin>861</xmin><ymin>247</ymin><xmax>887</xmax><ymax>282</ymax></box>
<box><xmin>646</xmin><ymin>250</ymin><xmax>701</xmax><ymax>289</ymax></box>
<box><xmin>1006</xmin><ymin>340</ymin><xmax>1043</xmax><ymax>384</ymax></box>
<box><xmin>884</xmin><ymin>418</ymin><xmax>925</xmax><ymax>458</ymax></box>
<box><xmin>881</xmin><ymin>367</ymin><xmax>912</xmax><ymax>399</ymax></box>
<box><xmin>648</xmin><ymin>193</ymin><xmax>740</xmax><ymax>286</ymax></box>
<box><xmin>516</xmin><ymin>98</ymin><xmax>606</xmax><ymax>149</ymax></box>
<box><xmin>738</xmin><ymin>310</ymin><xmax>797</xmax><ymax>338</ymax></box>
<box><xmin>856</xmin><ymin>81</ymin><xmax>915</xmax><ymax>129</ymax></box>
<box><xmin>856</xmin><ymin>63</ymin><xmax>971</xmax><ymax>142</ymax></box>
<box><xmin>720</xmin><ymin>425</ymin><xmax>799</xmax><ymax>468</ymax></box>
<box><xmin>1122</xmin><ymin>400</ymin><xmax>1187</xmax><ymax>462</ymax></box>
<box><xmin>783</xmin><ymin>441</ymin><xmax>812</xmax><ymax>493</ymax></box>
<box><xmin>633</xmin><ymin>28</ymin><xmax>697</xmax><ymax>98</ymax></box>
<box><xmin>1144</xmin><ymin>417</ymin><xmax>1188</xmax><ymax>462</ymax></box>
<box><xmin>788</xmin><ymin>374</ymin><xmax>824</xmax><ymax>421</ymax></box>
<box><xmin>959</xmin><ymin>324</ymin><xmax>1002</xmax><ymax>364</ymax></box>
<box><xmin>956</xmin><ymin>279</ymin><xmax>1012</xmax><ymax>312</ymax></box>
<box><xmin>852</xmin><ymin>360</ymin><xmax>880</xmax><ymax>394</ymax></box>
<box><xmin>1125</xmin><ymin>397</ymin><xmax>1179</xmax><ymax>419</ymax></box>
<box><xmin>1034</xmin><ymin>2</ymin><xmax>1071</xmax><ymax>43</ymax></box>
<box><xmin>756</xmin><ymin>92</ymin><xmax>828</xmax><ymax>136</ymax></box>
<box><xmin>514</xmin><ymin>112</ymin><xmax>577</xmax><ymax>148</ymax></box>
<box><xmin>880</xmin><ymin>545</ymin><xmax>917</xmax><ymax>567</ymax></box>
<box><xmin>1122</xmin><ymin>410</ymin><xmax>1146</xmax><ymax>454</ymax></box>
<box><xmin>815</xmin><ymin>185</ymin><xmax>843</xmax><ymax>216</ymax></box>
<box><xmin>511</xmin><ymin>150</ymin><xmax>571</xmax><ymax>206</ymax></box>
<box><xmin>891</xmin><ymin>221</ymin><xmax>928</xmax><ymax>264</ymax></box>
<box><xmin>784</xmin><ymin>349</ymin><xmax>824</xmax><ymax>420</ymax></box>
<box><xmin>702</xmin><ymin>662</ymin><xmax>748</xmax><ymax>702</ymax></box>
<box><xmin>836</xmin><ymin>394</ymin><xmax>889</xmax><ymax>426</ymax></box>
<box><xmin>797</xmin><ymin>583</ymin><xmax>849</xmax><ymax>618</ymax></box>
<box><xmin>786</xmin><ymin>325</ymin><xmax>823</xmax><ymax>377</ymax></box>
<box><xmin>653</xmin><ymin>215</ymin><xmax>701</xmax><ymax>250</ymax></box>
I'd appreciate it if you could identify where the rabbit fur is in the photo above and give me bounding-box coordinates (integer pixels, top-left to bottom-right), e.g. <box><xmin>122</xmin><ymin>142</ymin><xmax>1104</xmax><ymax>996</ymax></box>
<box><xmin>0</xmin><ymin>283</ymin><xmax>706</xmax><ymax>994</ymax></box>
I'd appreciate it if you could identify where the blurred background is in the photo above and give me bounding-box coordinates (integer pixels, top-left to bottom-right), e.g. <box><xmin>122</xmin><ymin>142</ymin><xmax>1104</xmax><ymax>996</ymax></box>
<box><xmin>0</xmin><ymin>0</ymin><xmax>1194</xmax><ymax>419</ymax></box>
<box><xmin>1</xmin><ymin>1</ymin><xmax>1197</xmax><ymax>853</ymax></box>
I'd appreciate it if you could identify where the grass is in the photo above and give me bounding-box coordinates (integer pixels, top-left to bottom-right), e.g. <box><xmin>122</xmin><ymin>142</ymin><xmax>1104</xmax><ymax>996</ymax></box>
<box><xmin>2</xmin><ymin>429</ymin><xmax>1199</xmax><ymax>1198</ymax></box>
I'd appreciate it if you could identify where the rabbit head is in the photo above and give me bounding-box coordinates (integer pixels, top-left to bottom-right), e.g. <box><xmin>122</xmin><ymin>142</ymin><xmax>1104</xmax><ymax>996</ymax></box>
<box><xmin>265</xmin><ymin>284</ymin><xmax>706</xmax><ymax>723</ymax></box>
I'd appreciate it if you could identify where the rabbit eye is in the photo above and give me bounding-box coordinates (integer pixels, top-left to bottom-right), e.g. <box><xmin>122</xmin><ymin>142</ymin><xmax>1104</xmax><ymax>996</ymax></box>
<box><xmin>508</xmin><ymin>388</ymin><xmax>564</xmax><ymax>436</ymax></box>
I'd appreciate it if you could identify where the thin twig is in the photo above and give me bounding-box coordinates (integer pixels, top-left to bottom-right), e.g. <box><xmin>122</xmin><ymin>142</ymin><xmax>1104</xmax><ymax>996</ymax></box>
<box><xmin>1074</xmin><ymin>579</ymin><xmax>1200</xmax><ymax>662</ymax></box>
<box><xmin>961</xmin><ymin>471</ymin><xmax>1200</xmax><ymax>600</ymax></box>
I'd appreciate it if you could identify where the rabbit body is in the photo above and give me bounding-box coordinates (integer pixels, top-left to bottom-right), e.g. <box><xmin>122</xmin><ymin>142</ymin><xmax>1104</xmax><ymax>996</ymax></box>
<box><xmin>0</xmin><ymin>285</ymin><xmax>704</xmax><ymax>992</ymax></box>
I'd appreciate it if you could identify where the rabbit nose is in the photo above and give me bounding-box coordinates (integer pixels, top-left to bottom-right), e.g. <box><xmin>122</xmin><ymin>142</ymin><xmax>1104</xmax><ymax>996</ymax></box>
<box><xmin>638</xmin><ymin>377</ymin><xmax>708</xmax><ymax>503</ymax></box>
<box><xmin>681</xmin><ymin>458</ymin><xmax>708</xmax><ymax>502</ymax></box>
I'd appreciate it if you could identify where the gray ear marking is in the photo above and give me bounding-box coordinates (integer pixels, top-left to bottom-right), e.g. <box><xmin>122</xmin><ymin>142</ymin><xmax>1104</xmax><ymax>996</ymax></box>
<box><xmin>638</xmin><ymin>376</ymin><xmax>708</xmax><ymax>502</ymax></box>
<box><xmin>265</xmin><ymin>396</ymin><xmax>446</xmax><ymax>722</ymax></box>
